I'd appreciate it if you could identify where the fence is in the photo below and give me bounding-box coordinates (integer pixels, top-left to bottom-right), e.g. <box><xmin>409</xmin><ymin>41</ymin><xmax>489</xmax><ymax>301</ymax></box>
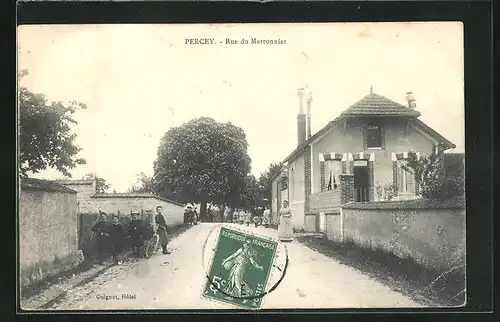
<box><xmin>355</xmin><ymin>188</ymin><xmax>369</xmax><ymax>202</ymax></box>
<box><xmin>78</xmin><ymin>210</ymin><xmax>155</xmax><ymax>260</ymax></box>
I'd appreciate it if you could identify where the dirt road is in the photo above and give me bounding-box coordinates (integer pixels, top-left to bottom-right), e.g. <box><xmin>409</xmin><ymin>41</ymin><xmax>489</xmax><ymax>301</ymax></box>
<box><xmin>39</xmin><ymin>223</ymin><xmax>421</xmax><ymax>310</ymax></box>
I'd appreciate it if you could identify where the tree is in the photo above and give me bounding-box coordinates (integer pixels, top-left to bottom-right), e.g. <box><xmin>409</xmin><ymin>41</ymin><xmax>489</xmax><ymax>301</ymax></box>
<box><xmin>257</xmin><ymin>162</ymin><xmax>282</xmax><ymax>207</ymax></box>
<box><xmin>82</xmin><ymin>172</ymin><xmax>110</xmax><ymax>194</ymax></box>
<box><xmin>19</xmin><ymin>70</ymin><xmax>87</xmax><ymax>179</ymax></box>
<box><xmin>241</xmin><ymin>174</ymin><xmax>260</xmax><ymax>212</ymax></box>
<box><xmin>129</xmin><ymin>172</ymin><xmax>155</xmax><ymax>193</ymax></box>
<box><xmin>153</xmin><ymin>117</ymin><xmax>252</xmax><ymax>220</ymax></box>
<box><xmin>402</xmin><ymin>147</ymin><xmax>463</xmax><ymax>200</ymax></box>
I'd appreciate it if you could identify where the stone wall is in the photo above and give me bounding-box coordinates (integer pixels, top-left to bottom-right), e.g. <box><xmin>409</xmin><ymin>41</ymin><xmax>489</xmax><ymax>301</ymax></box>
<box><xmin>304</xmin><ymin>213</ymin><xmax>317</xmax><ymax>233</ymax></box>
<box><xmin>19</xmin><ymin>188</ymin><xmax>80</xmax><ymax>289</ymax></box>
<box><xmin>309</xmin><ymin>189</ymin><xmax>341</xmax><ymax>213</ymax></box>
<box><xmin>340</xmin><ymin>174</ymin><xmax>355</xmax><ymax>204</ymax></box>
<box><xmin>339</xmin><ymin>198</ymin><xmax>465</xmax><ymax>271</ymax></box>
<box><xmin>54</xmin><ymin>180</ymin><xmax>96</xmax><ymax>214</ymax></box>
<box><xmin>324</xmin><ymin>212</ymin><xmax>342</xmax><ymax>242</ymax></box>
<box><xmin>89</xmin><ymin>195</ymin><xmax>185</xmax><ymax>227</ymax></box>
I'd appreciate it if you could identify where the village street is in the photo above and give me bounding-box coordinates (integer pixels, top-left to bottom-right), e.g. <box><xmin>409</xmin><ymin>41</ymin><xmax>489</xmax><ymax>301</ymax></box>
<box><xmin>43</xmin><ymin>223</ymin><xmax>421</xmax><ymax>310</ymax></box>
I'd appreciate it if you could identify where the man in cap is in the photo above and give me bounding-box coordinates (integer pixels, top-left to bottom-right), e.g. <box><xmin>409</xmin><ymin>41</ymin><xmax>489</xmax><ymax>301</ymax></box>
<box><xmin>92</xmin><ymin>211</ymin><xmax>110</xmax><ymax>265</ymax></box>
<box><xmin>128</xmin><ymin>211</ymin><xmax>144</xmax><ymax>257</ymax></box>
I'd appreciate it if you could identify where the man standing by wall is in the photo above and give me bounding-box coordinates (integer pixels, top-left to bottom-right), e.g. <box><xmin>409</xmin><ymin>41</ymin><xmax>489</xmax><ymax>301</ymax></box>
<box><xmin>155</xmin><ymin>206</ymin><xmax>171</xmax><ymax>255</ymax></box>
<box><xmin>92</xmin><ymin>212</ymin><xmax>110</xmax><ymax>265</ymax></box>
<box><xmin>128</xmin><ymin>211</ymin><xmax>144</xmax><ymax>257</ymax></box>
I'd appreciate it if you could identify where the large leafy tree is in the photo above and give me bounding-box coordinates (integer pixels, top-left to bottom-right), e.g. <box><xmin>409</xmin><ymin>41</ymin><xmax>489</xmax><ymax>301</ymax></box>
<box><xmin>19</xmin><ymin>70</ymin><xmax>87</xmax><ymax>179</ymax></box>
<box><xmin>241</xmin><ymin>174</ymin><xmax>260</xmax><ymax>212</ymax></box>
<box><xmin>257</xmin><ymin>162</ymin><xmax>282</xmax><ymax>207</ymax></box>
<box><xmin>82</xmin><ymin>172</ymin><xmax>110</xmax><ymax>194</ymax></box>
<box><xmin>153</xmin><ymin>117</ymin><xmax>251</xmax><ymax>220</ymax></box>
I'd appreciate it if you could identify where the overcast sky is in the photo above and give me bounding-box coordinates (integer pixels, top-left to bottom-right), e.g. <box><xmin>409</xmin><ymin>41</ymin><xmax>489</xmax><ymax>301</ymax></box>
<box><xmin>18</xmin><ymin>22</ymin><xmax>464</xmax><ymax>192</ymax></box>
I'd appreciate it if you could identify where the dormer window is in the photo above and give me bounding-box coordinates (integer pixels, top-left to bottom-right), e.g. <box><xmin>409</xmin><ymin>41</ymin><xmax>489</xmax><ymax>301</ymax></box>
<box><xmin>365</xmin><ymin>124</ymin><xmax>383</xmax><ymax>149</ymax></box>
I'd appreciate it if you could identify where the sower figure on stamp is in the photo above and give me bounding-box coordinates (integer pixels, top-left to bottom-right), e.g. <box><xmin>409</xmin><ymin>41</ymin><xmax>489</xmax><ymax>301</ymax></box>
<box><xmin>92</xmin><ymin>212</ymin><xmax>110</xmax><ymax>265</ymax></box>
<box><xmin>222</xmin><ymin>239</ymin><xmax>263</xmax><ymax>304</ymax></box>
<box><xmin>128</xmin><ymin>211</ymin><xmax>144</xmax><ymax>257</ymax></box>
<box><xmin>278</xmin><ymin>200</ymin><xmax>294</xmax><ymax>242</ymax></box>
<box><xmin>109</xmin><ymin>214</ymin><xmax>124</xmax><ymax>265</ymax></box>
<box><xmin>155</xmin><ymin>205</ymin><xmax>171</xmax><ymax>254</ymax></box>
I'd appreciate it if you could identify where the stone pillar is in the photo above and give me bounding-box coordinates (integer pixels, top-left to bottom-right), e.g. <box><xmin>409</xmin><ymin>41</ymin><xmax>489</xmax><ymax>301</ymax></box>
<box><xmin>368</xmin><ymin>161</ymin><xmax>375</xmax><ymax>201</ymax></box>
<box><xmin>320</xmin><ymin>161</ymin><xmax>325</xmax><ymax>192</ymax></box>
<box><xmin>340</xmin><ymin>174</ymin><xmax>355</xmax><ymax>205</ymax></box>
<box><xmin>392</xmin><ymin>161</ymin><xmax>399</xmax><ymax>195</ymax></box>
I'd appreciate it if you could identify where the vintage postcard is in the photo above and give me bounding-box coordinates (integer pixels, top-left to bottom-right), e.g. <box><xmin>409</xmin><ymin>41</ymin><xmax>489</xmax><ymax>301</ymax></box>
<box><xmin>17</xmin><ymin>22</ymin><xmax>465</xmax><ymax>311</ymax></box>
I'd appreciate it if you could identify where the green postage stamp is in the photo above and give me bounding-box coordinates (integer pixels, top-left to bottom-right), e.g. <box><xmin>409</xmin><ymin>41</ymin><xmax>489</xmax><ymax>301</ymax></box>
<box><xmin>203</xmin><ymin>226</ymin><xmax>279</xmax><ymax>309</ymax></box>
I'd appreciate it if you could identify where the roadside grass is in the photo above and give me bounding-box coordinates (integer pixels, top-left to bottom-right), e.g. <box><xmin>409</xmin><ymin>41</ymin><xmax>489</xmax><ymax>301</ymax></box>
<box><xmin>297</xmin><ymin>235</ymin><xmax>466</xmax><ymax>307</ymax></box>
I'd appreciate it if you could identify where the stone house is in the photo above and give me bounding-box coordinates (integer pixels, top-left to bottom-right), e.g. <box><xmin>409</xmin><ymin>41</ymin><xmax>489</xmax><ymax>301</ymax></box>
<box><xmin>19</xmin><ymin>178</ymin><xmax>81</xmax><ymax>289</ymax></box>
<box><xmin>55</xmin><ymin>180</ymin><xmax>185</xmax><ymax>227</ymax></box>
<box><xmin>270</xmin><ymin>88</ymin><xmax>455</xmax><ymax>231</ymax></box>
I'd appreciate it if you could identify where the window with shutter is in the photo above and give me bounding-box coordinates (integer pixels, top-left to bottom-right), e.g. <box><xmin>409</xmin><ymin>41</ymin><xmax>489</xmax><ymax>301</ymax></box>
<box><xmin>366</xmin><ymin>124</ymin><xmax>382</xmax><ymax>149</ymax></box>
<box><xmin>324</xmin><ymin>160</ymin><xmax>342</xmax><ymax>191</ymax></box>
<box><xmin>397</xmin><ymin>160</ymin><xmax>416</xmax><ymax>197</ymax></box>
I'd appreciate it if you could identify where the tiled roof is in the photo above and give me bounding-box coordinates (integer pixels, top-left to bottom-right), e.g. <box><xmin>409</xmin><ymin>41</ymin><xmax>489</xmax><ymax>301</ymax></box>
<box><xmin>54</xmin><ymin>179</ymin><xmax>94</xmax><ymax>185</ymax></box>
<box><xmin>270</xmin><ymin>91</ymin><xmax>454</xmax><ymax>180</ymax></box>
<box><xmin>21</xmin><ymin>178</ymin><xmax>77</xmax><ymax>194</ymax></box>
<box><xmin>91</xmin><ymin>193</ymin><xmax>184</xmax><ymax>207</ymax></box>
<box><xmin>340</xmin><ymin>92</ymin><xmax>421</xmax><ymax>117</ymax></box>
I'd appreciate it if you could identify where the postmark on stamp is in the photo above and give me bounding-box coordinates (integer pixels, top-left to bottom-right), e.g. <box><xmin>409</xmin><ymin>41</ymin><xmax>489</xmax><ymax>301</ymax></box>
<box><xmin>202</xmin><ymin>226</ymin><xmax>278</xmax><ymax>309</ymax></box>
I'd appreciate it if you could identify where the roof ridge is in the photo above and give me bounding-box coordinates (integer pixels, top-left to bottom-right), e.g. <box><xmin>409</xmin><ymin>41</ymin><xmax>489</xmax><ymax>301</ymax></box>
<box><xmin>340</xmin><ymin>91</ymin><xmax>420</xmax><ymax>117</ymax></box>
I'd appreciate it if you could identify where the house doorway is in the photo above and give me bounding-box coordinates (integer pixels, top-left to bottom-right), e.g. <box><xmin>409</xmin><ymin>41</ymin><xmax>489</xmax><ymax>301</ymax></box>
<box><xmin>353</xmin><ymin>160</ymin><xmax>369</xmax><ymax>202</ymax></box>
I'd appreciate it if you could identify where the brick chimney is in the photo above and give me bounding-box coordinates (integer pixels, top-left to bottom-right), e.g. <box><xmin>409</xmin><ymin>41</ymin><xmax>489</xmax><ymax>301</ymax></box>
<box><xmin>297</xmin><ymin>88</ymin><xmax>306</xmax><ymax>145</ymax></box>
<box><xmin>406</xmin><ymin>92</ymin><xmax>416</xmax><ymax>109</ymax></box>
<box><xmin>306</xmin><ymin>91</ymin><xmax>313</xmax><ymax>140</ymax></box>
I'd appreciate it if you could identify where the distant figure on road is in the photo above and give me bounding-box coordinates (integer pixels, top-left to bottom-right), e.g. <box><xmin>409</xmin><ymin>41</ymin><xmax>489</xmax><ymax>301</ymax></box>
<box><xmin>252</xmin><ymin>214</ymin><xmax>260</xmax><ymax>228</ymax></box>
<box><xmin>262</xmin><ymin>207</ymin><xmax>271</xmax><ymax>228</ymax></box>
<box><xmin>232</xmin><ymin>209</ymin><xmax>239</xmax><ymax>223</ymax></box>
<box><xmin>109</xmin><ymin>214</ymin><xmax>124</xmax><ymax>264</ymax></box>
<box><xmin>245</xmin><ymin>211</ymin><xmax>252</xmax><ymax>226</ymax></box>
<box><xmin>155</xmin><ymin>206</ymin><xmax>171</xmax><ymax>254</ymax></box>
<box><xmin>92</xmin><ymin>212</ymin><xmax>110</xmax><ymax>265</ymax></box>
<box><xmin>238</xmin><ymin>209</ymin><xmax>245</xmax><ymax>224</ymax></box>
<box><xmin>278</xmin><ymin>200</ymin><xmax>294</xmax><ymax>242</ymax></box>
<box><xmin>128</xmin><ymin>211</ymin><xmax>144</xmax><ymax>257</ymax></box>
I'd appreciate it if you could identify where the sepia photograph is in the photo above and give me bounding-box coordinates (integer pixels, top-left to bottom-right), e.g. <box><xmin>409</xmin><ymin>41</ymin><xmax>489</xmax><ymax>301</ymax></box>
<box><xmin>17</xmin><ymin>22</ymin><xmax>466</xmax><ymax>311</ymax></box>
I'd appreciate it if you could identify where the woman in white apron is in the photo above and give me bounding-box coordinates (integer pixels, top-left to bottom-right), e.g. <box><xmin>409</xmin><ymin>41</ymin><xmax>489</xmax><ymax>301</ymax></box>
<box><xmin>278</xmin><ymin>200</ymin><xmax>293</xmax><ymax>242</ymax></box>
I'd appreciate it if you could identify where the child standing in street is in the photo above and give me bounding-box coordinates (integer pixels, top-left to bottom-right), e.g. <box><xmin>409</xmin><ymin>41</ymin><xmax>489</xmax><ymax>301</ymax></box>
<box><xmin>109</xmin><ymin>214</ymin><xmax>124</xmax><ymax>264</ymax></box>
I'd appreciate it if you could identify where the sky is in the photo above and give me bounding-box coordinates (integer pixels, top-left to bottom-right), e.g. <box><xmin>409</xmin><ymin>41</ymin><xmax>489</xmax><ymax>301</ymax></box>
<box><xmin>18</xmin><ymin>22</ymin><xmax>464</xmax><ymax>192</ymax></box>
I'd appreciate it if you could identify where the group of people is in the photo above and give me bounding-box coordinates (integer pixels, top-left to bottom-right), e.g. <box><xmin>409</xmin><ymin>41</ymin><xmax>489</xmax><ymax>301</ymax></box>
<box><xmin>91</xmin><ymin>205</ymin><xmax>170</xmax><ymax>265</ymax></box>
<box><xmin>228</xmin><ymin>201</ymin><xmax>293</xmax><ymax>242</ymax></box>
<box><xmin>231</xmin><ymin>208</ymin><xmax>254</xmax><ymax>226</ymax></box>
<box><xmin>229</xmin><ymin>206</ymin><xmax>272</xmax><ymax>228</ymax></box>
